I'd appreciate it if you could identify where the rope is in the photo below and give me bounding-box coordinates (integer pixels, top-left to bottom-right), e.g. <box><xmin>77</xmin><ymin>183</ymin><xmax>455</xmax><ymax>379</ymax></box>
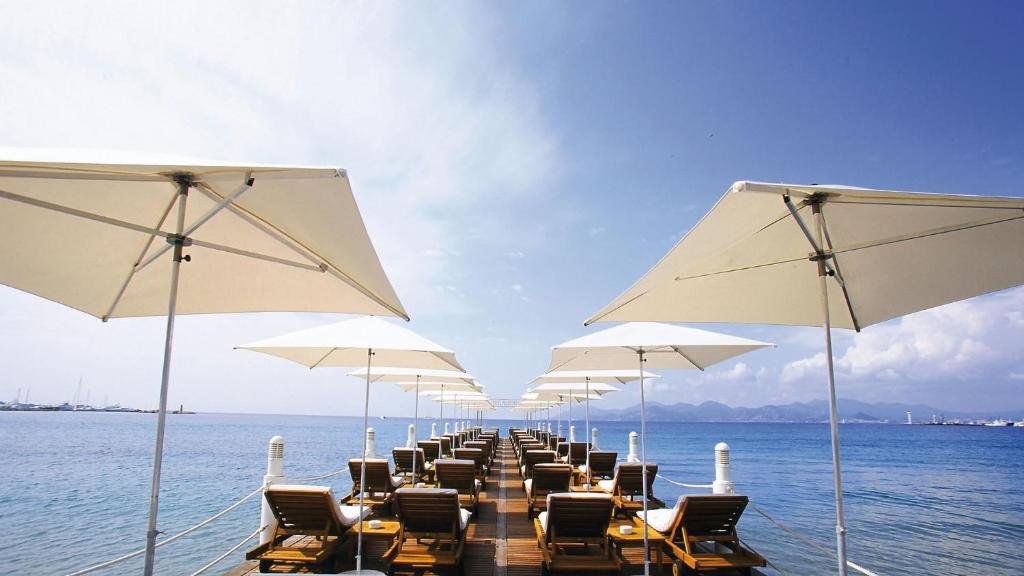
<box><xmin>656</xmin><ymin>473</ymin><xmax>713</xmax><ymax>490</ymax></box>
<box><xmin>293</xmin><ymin>466</ymin><xmax>347</xmax><ymax>482</ymax></box>
<box><xmin>750</xmin><ymin>504</ymin><xmax>882</xmax><ymax>576</ymax></box>
<box><xmin>64</xmin><ymin>486</ymin><xmax>264</xmax><ymax>576</ymax></box>
<box><xmin>189</xmin><ymin>526</ymin><xmax>266</xmax><ymax>576</ymax></box>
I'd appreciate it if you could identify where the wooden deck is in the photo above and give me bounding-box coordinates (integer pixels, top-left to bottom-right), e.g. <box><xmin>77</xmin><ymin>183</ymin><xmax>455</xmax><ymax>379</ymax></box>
<box><xmin>229</xmin><ymin>437</ymin><xmax>761</xmax><ymax>575</ymax></box>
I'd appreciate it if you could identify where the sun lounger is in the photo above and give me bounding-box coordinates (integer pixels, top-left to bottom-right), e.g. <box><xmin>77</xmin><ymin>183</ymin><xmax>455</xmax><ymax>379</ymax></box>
<box><xmin>534</xmin><ymin>492</ymin><xmax>620</xmax><ymax>574</ymax></box>
<box><xmin>343</xmin><ymin>458</ymin><xmax>404</xmax><ymax>512</ymax></box>
<box><xmin>520</xmin><ymin>449</ymin><xmax>557</xmax><ymax>487</ymax></box>
<box><xmin>433</xmin><ymin>458</ymin><xmax>481</xmax><ymax>512</ymax></box>
<box><xmin>418</xmin><ymin>440</ymin><xmax>442</xmax><ymax>464</ymax></box>
<box><xmin>387</xmin><ymin>488</ymin><xmax>471</xmax><ymax>574</ymax></box>
<box><xmin>435</xmin><ymin>435</ymin><xmax>454</xmax><ymax>457</ymax></box>
<box><xmin>639</xmin><ymin>495</ymin><xmax>766</xmax><ymax>575</ymax></box>
<box><xmin>579</xmin><ymin>451</ymin><xmax>618</xmax><ymax>481</ymax></box>
<box><xmin>525</xmin><ymin>463</ymin><xmax>572</xmax><ymax>518</ymax></box>
<box><xmin>464</xmin><ymin>439</ymin><xmax>493</xmax><ymax>466</ymax></box>
<box><xmin>245</xmin><ymin>484</ymin><xmax>368</xmax><ymax>573</ymax></box>
<box><xmin>393</xmin><ymin>447</ymin><xmax>431</xmax><ymax>484</ymax></box>
<box><xmin>597</xmin><ymin>462</ymin><xmax>664</xmax><ymax>516</ymax></box>
<box><xmin>453</xmin><ymin>447</ymin><xmax>489</xmax><ymax>482</ymax></box>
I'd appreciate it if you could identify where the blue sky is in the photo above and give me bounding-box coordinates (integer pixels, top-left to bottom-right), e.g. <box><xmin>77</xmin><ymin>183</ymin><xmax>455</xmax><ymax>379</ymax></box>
<box><xmin>1</xmin><ymin>1</ymin><xmax>1022</xmax><ymax>417</ymax></box>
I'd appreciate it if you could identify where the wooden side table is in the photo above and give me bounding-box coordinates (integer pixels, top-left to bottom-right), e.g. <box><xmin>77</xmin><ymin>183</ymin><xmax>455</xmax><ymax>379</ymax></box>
<box><xmin>607</xmin><ymin>518</ymin><xmax>666</xmax><ymax>575</ymax></box>
<box><xmin>348</xmin><ymin>520</ymin><xmax>401</xmax><ymax>541</ymax></box>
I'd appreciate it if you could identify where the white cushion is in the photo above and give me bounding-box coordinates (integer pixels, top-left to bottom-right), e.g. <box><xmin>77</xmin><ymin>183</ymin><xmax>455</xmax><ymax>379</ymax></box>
<box><xmin>637</xmin><ymin>507</ymin><xmax>675</xmax><ymax>534</ymax></box>
<box><xmin>335</xmin><ymin>503</ymin><xmax>371</xmax><ymax>527</ymax></box>
<box><xmin>474</xmin><ymin>479</ymin><xmax>482</xmax><ymax>491</ymax></box>
<box><xmin>459</xmin><ymin>507</ymin><xmax>471</xmax><ymax>531</ymax></box>
<box><xmin>391</xmin><ymin>475</ymin><xmax>406</xmax><ymax>488</ymax></box>
<box><xmin>597</xmin><ymin>479</ymin><xmax>615</xmax><ymax>492</ymax></box>
<box><xmin>520</xmin><ymin>465</ymin><xmax>527</xmax><ymax>476</ymax></box>
<box><xmin>577</xmin><ymin>464</ymin><xmax>588</xmax><ymax>474</ymax></box>
<box><xmin>524</xmin><ymin>478</ymin><xmax>533</xmax><ymax>495</ymax></box>
<box><xmin>537</xmin><ymin>510</ymin><xmax>549</xmax><ymax>533</ymax></box>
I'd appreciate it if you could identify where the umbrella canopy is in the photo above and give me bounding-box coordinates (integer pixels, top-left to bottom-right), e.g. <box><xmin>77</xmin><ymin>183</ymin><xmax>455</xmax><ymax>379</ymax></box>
<box><xmin>238</xmin><ymin>316</ymin><xmax>462</xmax><ymax>371</ymax></box>
<box><xmin>523</xmin><ymin>390</ymin><xmax>605</xmax><ymax>402</ymax></box>
<box><xmin>403</xmin><ymin>381</ymin><xmax>483</xmax><ymax>393</ymax></box>
<box><xmin>531</xmin><ymin>382</ymin><xmax>621</xmax><ymax>395</ymax></box>
<box><xmin>530</xmin><ymin>369</ymin><xmax>659</xmax><ymax>384</ymax></box>
<box><xmin>0</xmin><ymin>154</ymin><xmax>407</xmax><ymax>576</ymax></box>
<box><xmin>587</xmin><ymin>181</ymin><xmax>1024</xmax><ymax>329</ymax></box>
<box><xmin>349</xmin><ymin>367</ymin><xmax>476</xmax><ymax>384</ymax></box>
<box><xmin>550</xmin><ymin>322</ymin><xmax>772</xmax><ymax>576</ymax></box>
<box><xmin>550</xmin><ymin>321</ymin><xmax>772</xmax><ymax>371</ymax></box>
<box><xmin>585</xmin><ymin>181</ymin><xmax>1024</xmax><ymax>576</ymax></box>
<box><xmin>237</xmin><ymin>316</ymin><xmax>462</xmax><ymax>572</ymax></box>
<box><xmin>0</xmin><ymin>154</ymin><xmax>406</xmax><ymax>319</ymax></box>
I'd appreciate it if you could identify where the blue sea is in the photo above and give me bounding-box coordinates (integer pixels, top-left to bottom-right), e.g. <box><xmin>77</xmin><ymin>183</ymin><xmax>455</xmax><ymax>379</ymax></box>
<box><xmin>1</xmin><ymin>412</ymin><xmax>1022</xmax><ymax>575</ymax></box>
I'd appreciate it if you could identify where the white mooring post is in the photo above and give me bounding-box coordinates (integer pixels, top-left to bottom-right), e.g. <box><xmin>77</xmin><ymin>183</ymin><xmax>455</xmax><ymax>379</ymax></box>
<box><xmin>627</xmin><ymin>431</ymin><xmax>640</xmax><ymax>462</ymax></box>
<box><xmin>431</xmin><ymin>422</ymin><xmax>438</xmax><ymax>438</ymax></box>
<box><xmin>407</xmin><ymin>424</ymin><xmax>415</xmax><ymax>448</ymax></box>
<box><xmin>365</xmin><ymin>427</ymin><xmax>377</xmax><ymax>459</ymax></box>
<box><xmin>444</xmin><ymin>422</ymin><xmax>451</xmax><ymax>435</ymax></box>
<box><xmin>591</xmin><ymin>427</ymin><xmax>599</xmax><ymax>450</ymax></box>
<box><xmin>712</xmin><ymin>442</ymin><xmax>735</xmax><ymax>495</ymax></box>
<box><xmin>569</xmin><ymin>425</ymin><xmax>576</xmax><ymax>442</ymax></box>
<box><xmin>259</xmin><ymin>436</ymin><xmax>287</xmax><ymax>545</ymax></box>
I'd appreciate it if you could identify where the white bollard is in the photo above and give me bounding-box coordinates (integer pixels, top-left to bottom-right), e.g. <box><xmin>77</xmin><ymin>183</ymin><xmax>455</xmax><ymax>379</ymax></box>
<box><xmin>407</xmin><ymin>424</ymin><xmax>416</xmax><ymax>448</ymax></box>
<box><xmin>627</xmin><ymin>431</ymin><xmax>640</xmax><ymax>462</ymax></box>
<box><xmin>259</xmin><ymin>436</ymin><xmax>287</xmax><ymax>545</ymax></box>
<box><xmin>444</xmin><ymin>422</ymin><xmax>450</xmax><ymax>435</ymax></box>
<box><xmin>431</xmin><ymin>422</ymin><xmax>438</xmax><ymax>438</ymax></box>
<box><xmin>569</xmin><ymin>425</ymin><xmax>576</xmax><ymax>442</ymax></box>
<box><xmin>365</xmin><ymin>427</ymin><xmax>377</xmax><ymax>459</ymax></box>
<box><xmin>712</xmin><ymin>442</ymin><xmax>736</xmax><ymax>495</ymax></box>
<box><xmin>557</xmin><ymin>423</ymin><xmax>563</xmax><ymax>438</ymax></box>
<box><xmin>591</xmin><ymin>427</ymin><xmax>599</xmax><ymax>450</ymax></box>
<box><xmin>547</xmin><ymin>422</ymin><xmax>552</xmax><ymax>434</ymax></box>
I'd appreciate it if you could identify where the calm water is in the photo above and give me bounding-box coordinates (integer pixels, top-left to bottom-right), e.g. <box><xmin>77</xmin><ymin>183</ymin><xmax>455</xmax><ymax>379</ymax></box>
<box><xmin>1</xmin><ymin>412</ymin><xmax>1022</xmax><ymax>575</ymax></box>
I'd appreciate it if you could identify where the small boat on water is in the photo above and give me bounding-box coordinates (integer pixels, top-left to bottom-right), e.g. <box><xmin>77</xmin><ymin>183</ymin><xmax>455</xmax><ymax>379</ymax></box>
<box><xmin>984</xmin><ymin>419</ymin><xmax>1012</xmax><ymax>427</ymax></box>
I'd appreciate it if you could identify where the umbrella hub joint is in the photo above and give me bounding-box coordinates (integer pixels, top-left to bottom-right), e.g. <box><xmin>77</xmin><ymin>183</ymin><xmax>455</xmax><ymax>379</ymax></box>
<box><xmin>166</xmin><ymin>234</ymin><xmax>193</xmax><ymax>263</ymax></box>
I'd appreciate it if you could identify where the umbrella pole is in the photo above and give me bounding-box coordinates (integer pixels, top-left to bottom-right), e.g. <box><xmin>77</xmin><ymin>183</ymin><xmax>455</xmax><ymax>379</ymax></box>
<box><xmin>143</xmin><ymin>180</ymin><xmax>189</xmax><ymax>576</ymax></box>
<box><xmin>639</xmin><ymin>350</ymin><xmax>650</xmax><ymax>576</ymax></box>
<box><xmin>356</xmin><ymin>348</ymin><xmax>374</xmax><ymax>572</ymax></box>
<box><xmin>815</xmin><ymin>205</ymin><xmax>849</xmax><ymax>576</ymax></box>
<box><xmin>413</xmin><ymin>374</ymin><xmax>420</xmax><ymax>483</ymax></box>
<box><xmin>585</xmin><ymin>376</ymin><xmax>591</xmax><ymax>490</ymax></box>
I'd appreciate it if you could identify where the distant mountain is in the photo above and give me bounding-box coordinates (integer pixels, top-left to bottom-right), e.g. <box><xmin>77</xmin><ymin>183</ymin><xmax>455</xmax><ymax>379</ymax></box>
<box><xmin>583</xmin><ymin>399</ymin><xmax>1024</xmax><ymax>423</ymax></box>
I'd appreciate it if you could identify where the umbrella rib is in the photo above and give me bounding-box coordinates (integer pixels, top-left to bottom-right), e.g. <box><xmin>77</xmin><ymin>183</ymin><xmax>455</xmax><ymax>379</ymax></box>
<box><xmin>0</xmin><ymin>168</ymin><xmax>173</xmax><ymax>183</ymax></box>
<box><xmin>186</xmin><ymin>238</ymin><xmax>325</xmax><ymax>271</ymax></box>
<box><xmin>818</xmin><ymin>208</ymin><xmax>862</xmax><ymax>332</ymax></box>
<box><xmin>828</xmin><ymin>213</ymin><xmax>1024</xmax><ymax>257</ymax></box>
<box><xmin>669</xmin><ymin>346</ymin><xmax>705</xmax><ymax>370</ymax></box>
<box><xmin>192</xmin><ymin>184</ymin><xmax>410</xmax><ymax>321</ymax></box>
<box><xmin>0</xmin><ymin>187</ymin><xmax>171</xmax><ymax>238</ymax></box>
<box><xmin>309</xmin><ymin>348</ymin><xmax>339</xmax><ymax>369</ymax></box>
<box><xmin>103</xmin><ymin>191</ymin><xmax>180</xmax><ymax>320</ymax></box>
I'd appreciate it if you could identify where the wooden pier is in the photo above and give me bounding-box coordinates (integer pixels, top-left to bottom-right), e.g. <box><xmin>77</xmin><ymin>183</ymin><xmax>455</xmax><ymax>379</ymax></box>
<box><xmin>229</xmin><ymin>437</ymin><xmax>760</xmax><ymax>575</ymax></box>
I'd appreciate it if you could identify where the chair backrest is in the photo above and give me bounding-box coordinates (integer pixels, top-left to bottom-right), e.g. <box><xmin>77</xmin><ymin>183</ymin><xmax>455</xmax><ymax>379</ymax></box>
<box><xmin>555</xmin><ymin>441</ymin><xmax>569</xmax><ymax>459</ymax></box>
<box><xmin>392</xmin><ymin>448</ymin><xmax>426</xmax><ymax>474</ymax></box>
<box><xmin>443</xmin><ymin>433</ymin><xmax>459</xmax><ymax>449</ymax></box>
<box><xmin>531</xmin><ymin>463</ymin><xmax>572</xmax><ymax>493</ymax></box>
<box><xmin>418</xmin><ymin>440</ymin><xmax>442</xmax><ymax>462</ymax></box>
<box><xmin>433</xmin><ymin>459</ymin><xmax>477</xmax><ymax>494</ymax></box>
<box><xmin>522</xmin><ymin>449</ymin><xmax>557</xmax><ymax>477</ymax></box>
<box><xmin>543</xmin><ymin>492</ymin><xmax>614</xmax><ymax>543</ymax></box>
<box><xmin>436</xmin><ymin>436</ymin><xmax>453</xmax><ymax>455</ymax></box>
<box><xmin>348</xmin><ymin>459</ymin><xmax>395</xmax><ymax>494</ymax></box>
<box><xmin>547</xmin><ymin>435</ymin><xmax>565</xmax><ymax>450</ymax></box>
<box><xmin>395</xmin><ymin>488</ymin><xmax>463</xmax><ymax>536</ymax></box>
<box><xmin>453</xmin><ymin>448</ymin><xmax>487</xmax><ymax>473</ymax></box>
<box><xmin>264</xmin><ymin>484</ymin><xmax>348</xmax><ymax>535</ymax></box>
<box><xmin>568</xmin><ymin>442</ymin><xmax>590</xmax><ymax>462</ymax></box>
<box><xmin>585</xmin><ymin>451</ymin><xmax>618</xmax><ymax>477</ymax></box>
<box><xmin>612</xmin><ymin>463</ymin><xmax>658</xmax><ymax>497</ymax></box>
<box><xmin>673</xmin><ymin>495</ymin><xmax>749</xmax><ymax>541</ymax></box>
<box><xmin>464</xmin><ymin>440</ymin><xmax>489</xmax><ymax>454</ymax></box>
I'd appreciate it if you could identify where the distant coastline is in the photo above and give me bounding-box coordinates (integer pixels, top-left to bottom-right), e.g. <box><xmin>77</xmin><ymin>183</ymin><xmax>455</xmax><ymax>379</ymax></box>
<box><xmin>0</xmin><ymin>401</ymin><xmax>195</xmax><ymax>414</ymax></box>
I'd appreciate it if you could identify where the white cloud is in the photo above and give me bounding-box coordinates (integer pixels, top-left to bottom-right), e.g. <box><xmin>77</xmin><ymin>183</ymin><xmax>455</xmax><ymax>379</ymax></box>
<box><xmin>589</xmin><ymin>226</ymin><xmax>607</xmax><ymax>236</ymax></box>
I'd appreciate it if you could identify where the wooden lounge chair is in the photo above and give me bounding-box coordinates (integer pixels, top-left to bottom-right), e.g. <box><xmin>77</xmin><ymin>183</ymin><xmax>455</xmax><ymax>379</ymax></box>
<box><xmin>245</xmin><ymin>484</ymin><xmax>368</xmax><ymax>573</ymax></box>
<box><xmin>579</xmin><ymin>451</ymin><xmax>618</xmax><ymax>481</ymax></box>
<box><xmin>453</xmin><ymin>447</ymin><xmax>489</xmax><ymax>482</ymax></box>
<box><xmin>525</xmin><ymin>463</ymin><xmax>572</xmax><ymax>518</ymax></box>
<box><xmin>639</xmin><ymin>495</ymin><xmax>766</xmax><ymax>575</ymax></box>
<box><xmin>393</xmin><ymin>447</ymin><xmax>431</xmax><ymax>484</ymax></box>
<box><xmin>433</xmin><ymin>458</ymin><xmax>481</xmax><ymax>512</ymax></box>
<box><xmin>520</xmin><ymin>449</ymin><xmax>557</xmax><ymax>487</ymax></box>
<box><xmin>534</xmin><ymin>492</ymin><xmax>620</xmax><ymax>575</ymax></box>
<box><xmin>464</xmin><ymin>439</ymin><xmax>492</xmax><ymax>466</ymax></box>
<box><xmin>387</xmin><ymin>488</ymin><xmax>470</xmax><ymax>575</ymax></box>
<box><xmin>343</xmin><ymin>458</ymin><xmax>404</xmax><ymax>513</ymax></box>
<box><xmin>547</xmin><ymin>435</ymin><xmax>565</xmax><ymax>451</ymax></box>
<box><xmin>597</xmin><ymin>462</ymin><xmax>664</xmax><ymax>516</ymax></box>
<box><xmin>418</xmin><ymin>440</ymin><xmax>442</xmax><ymax>464</ymax></box>
<box><xmin>560</xmin><ymin>442</ymin><xmax>590</xmax><ymax>466</ymax></box>
<box><xmin>436</xmin><ymin>435</ymin><xmax>454</xmax><ymax>457</ymax></box>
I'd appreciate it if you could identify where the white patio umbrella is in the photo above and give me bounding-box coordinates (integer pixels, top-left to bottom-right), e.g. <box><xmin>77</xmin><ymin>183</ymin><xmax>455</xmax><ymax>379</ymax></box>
<box><xmin>529</xmin><ymin>380</ymin><xmax>626</xmax><ymax>488</ymax></box>
<box><xmin>344</xmin><ymin>368</ymin><xmax>478</xmax><ymax>484</ymax></box>
<box><xmin>237</xmin><ymin>315</ymin><xmax>463</xmax><ymax>573</ymax></box>
<box><xmin>0</xmin><ymin>154</ymin><xmax>406</xmax><ymax>575</ymax></box>
<box><xmin>585</xmin><ymin>181</ymin><xmax>1024</xmax><ymax>575</ymax></box>
<box><xmin>550</xmin><ymin>322</ymin><xmax>773</xmax><ymax>576</ymax></box>
<box><xmin>430</xmin><ymin>391</ymin><xmax>489</xmax><ymax>433</ymax></box>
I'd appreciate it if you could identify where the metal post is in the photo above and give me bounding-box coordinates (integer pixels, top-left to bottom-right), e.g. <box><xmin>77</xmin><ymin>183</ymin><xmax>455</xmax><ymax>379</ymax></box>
<box><xmin>143</xmin><ymin>179</ymin><xmax>189</xmax><ymax>576</ymax></box>
<box><xmin>260</xmin><ymin>436</ymin><xmax>286</xmax><ymax>544</ymax></box>
<box><xmin>585</xmin><ymin>376</ymin><xmax>592</xmax><ymax>490</ymax></box>
<box><xmin>814</xmin><ymin>203</ymin><xmax>848</xmax><ymax>576</ymax></box>
<box><xmin>356</xmin><ymin>348</ymin><xmax>373</xmax><ymax>572</ymax></box>
<box><xmin>639</xmin><ymin>350</ymin><xmax>650</xmax><ymax>576</ymax></box>
<box><xmin>412</xmin><ymin>374</ymin><xmax>420</xmax><ymax>483</ymax></box>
